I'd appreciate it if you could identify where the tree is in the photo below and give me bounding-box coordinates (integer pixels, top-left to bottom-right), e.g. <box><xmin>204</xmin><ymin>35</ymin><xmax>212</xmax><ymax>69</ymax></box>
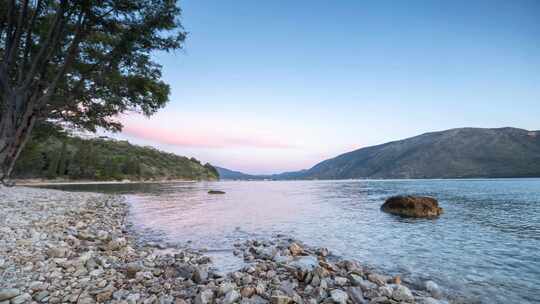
<box><xmin>0</xmin><ymin>0</ymin><xmax>186</xmax><ymax>183</ymax></box>
<box><xmin>56</xmin><ymin>139</ymin><xmax>67</xmax><ymax>176</ymax></box>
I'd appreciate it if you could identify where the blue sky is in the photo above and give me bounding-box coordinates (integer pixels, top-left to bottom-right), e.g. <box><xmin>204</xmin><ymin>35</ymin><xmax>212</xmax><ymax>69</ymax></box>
<box><xmin>115</xmin><ymin>0</ymin><xmax>540</xmax><ymax>174</ymax></box>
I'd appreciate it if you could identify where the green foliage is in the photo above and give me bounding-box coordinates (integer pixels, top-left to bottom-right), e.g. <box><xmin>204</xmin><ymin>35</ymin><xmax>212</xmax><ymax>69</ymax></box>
<box><xmin>1</xmin><ymin>0</ymin><xmax>186</xmax><ymax>132</ymax></box>
<box><xmin>13</xmin><ymin>133</ymin><xmax>219</xmax><ymax>181</ymax></box>
<box><xmin>0</xmin><ymin>1</ymin><xmax>186</xmax><ymax>180</ymax></box>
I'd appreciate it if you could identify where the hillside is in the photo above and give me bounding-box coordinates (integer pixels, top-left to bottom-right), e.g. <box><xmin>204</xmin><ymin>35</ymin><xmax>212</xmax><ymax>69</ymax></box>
<box><xmin>215</xmin><ymin>166</ymin><xmax>309</xmax><ymax>180</ymax></box>
<box><xmin>296</xmin><ymin>127</ymin><xmax>540</xmax><ymax>179</ymax></box>
<box><xmin>13</xmin><ymin>126</ymin><xmax>219</xmax><ymax>181</ymax></box>
<box><xmin>215</xmin><ymin>167</ymin><xmax>260</xmax><ymax>180</ymax></box>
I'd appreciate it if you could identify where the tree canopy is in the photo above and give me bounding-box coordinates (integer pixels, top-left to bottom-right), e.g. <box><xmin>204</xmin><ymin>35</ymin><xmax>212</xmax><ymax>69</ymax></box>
<box><xmin>0</xmin><ymin>0</ymin><xmax>186</xmax><ymax>182</ymax></box>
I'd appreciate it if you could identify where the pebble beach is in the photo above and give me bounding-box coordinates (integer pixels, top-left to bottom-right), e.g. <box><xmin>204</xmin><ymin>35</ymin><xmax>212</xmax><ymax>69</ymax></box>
<box><xmin>0</xmin><ymin>187</ymin><xmax>447</xmax><ymax>304</ymax></box>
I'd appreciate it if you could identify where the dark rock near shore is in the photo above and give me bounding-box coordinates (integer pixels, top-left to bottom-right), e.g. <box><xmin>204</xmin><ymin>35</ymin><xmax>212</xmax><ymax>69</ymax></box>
<box><xmin>208</xmin><ymin>190</ymin><xmax>226</xmax><ymax>194</ymax></box>
<box><xmin>381</xmin><ymin>196</ymin><xmax>443</xmax><ymax>217</ymax></box>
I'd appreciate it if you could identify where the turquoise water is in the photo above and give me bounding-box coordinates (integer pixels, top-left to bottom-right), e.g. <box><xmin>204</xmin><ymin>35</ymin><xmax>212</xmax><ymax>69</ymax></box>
<box><xmin>45</xmin><ymin>179</ymin><xmax>540</xmax><ymax>303</ymax></box>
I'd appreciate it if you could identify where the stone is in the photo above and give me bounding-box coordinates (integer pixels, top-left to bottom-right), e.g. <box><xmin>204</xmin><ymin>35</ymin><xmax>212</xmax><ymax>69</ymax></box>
<box><xmin>240</xmin><ymin>287</ymin><xmax>255</xmax><ymax>298</ymax></box>
<box><xmin>288</xmin><ymin>243</ymin><xmax>304</xmax><ymax>256</ymax></box>
<box><xmin>330</xmin><ymin>289</ymin><xmax>348</xmax><ymax>304</ymax></box>
<box><xmin>368</xmin><ymin>296</ymin><xmax>388</xmax><ymax>304</ymax></box>
<box><xmin>273</xmin><ymin>254</ymin><xmax>292</xmax><ymax>264</ymax></box>
<box><xmin>335</xmin><ymin>277</ymin><xmax>348</xmax><ymax>286</ymax></box>
<box><xmin>289</xmin><ymin>256</ymin><xmax>318</xmax><ymax>272</ymax></box>
<box><xmin>96</xmin><ymin>230</ymin><xmax>110</xmax><ymax>241</ymax></box>
<box><xmin>208</xmin><ymin>190</ymin><xmax>225</xmax><ymax>194</ymax></box>
<box><xmin>107</xmin><ymin>237</ymin><xmax>127</xmax><ymax>250</ymax></box>
<box><xmin>270</xmin><ymin>295</ymin><xmax>291</xmax><ymax>304</ymax></box>
<box><xmin>194</xmin><ymin>290</ymin><xmax>213</xmax><ymax>304</ymax></box>
<box><xmin>33</xmin><ymin>290</ymin><xmax>50</xmax><ymax>302</ymax></box>
<box><xmin>367</xmin><ymin>273</ymin><xmax>389</xmax><ymax>286</ymax></box>
<box><xmin>159</xmin><ymin>295</ymin><xmax>174</xmax><ymax>304</ymax></box>
<box><xmin>316</xmin><ymin>248</ymin><xmax>329</xmax><ymax>257</ymax></box>
<box><xmin>0</xmin><ymin>289</ymin><xmax>20</xmax><ymax>301</ymax></box>
<box><xmin>255</xmin><ymin>283</ymin><xmax>266</xmax><ymax>295</ymax></box>
<box><xmin>381</xmin><ymin>195</ymin><xmax>443</xmax><ymax>217</ymax></box>
<box><xmin>96</xmin><ymin>290</ymin><xmax>113</xmax><ymax>302</ymax></box>
<box><xmin>193</xmin><ymin>266</ymin><xmax>208</xmax><ymax>283</ymax></box>
<box><xmin>10</xmin><ymin>293</ymin><xmax>31</xmax><ymax>304</ymax></box>
<box><xmin>347</xmin><ymin>287</ymin><xmax>366</xmax><ymax>304</ymax></box>
<box><xmin>29</xmin><ymin>281</ymin><xmax>45</xmax><ymax>292</ymax></box>
<box><xmin>378</xmin><ymin>286</ymin><xmax>393</xmax><ymax>298</ymax></box>
<box><xmin>279</xmin><ymin>280</ymin><xmax>297</xmax><ymax>297</ymax></box>
<box><xmin>223</xmin><ymin>290</ymin><xmax>241</xmax><ymax>304</ymax></box>
<box><xmin>126</xmin><ymin>293</ymin><xmax>141</xmax><ymax>304</ymax></box>
<box><xmin>392</xmin><ymin>285</ymin><xmax>414</xmax><ymax>302</ymax></box>
<box><xmin>126</xmin><ymin>262</ymin><xmax>143</xmax><ymax>278</ymax></box>
<box><xmin>219</xmin><ymin>282</ymin><xmax>236</xmax><ymax>296</ymax></box>
<box><xmin>47</xmin><ymin>246</ymin><xmax>69</xmax><ymax>258</ymax></box>
<box><xmin>77</xmin><ymin>296</ymin><xmax>96</xmax><ymax>304</ymax></box>
<box><xmin>425</xmin><ymin>280</ymin><xmax>442</xmax><ymax>299</ymax></box>
<box><xmin>143</xmin><ymin>295</ymin><xmax>158</xmax><ymax>304</ymax></box>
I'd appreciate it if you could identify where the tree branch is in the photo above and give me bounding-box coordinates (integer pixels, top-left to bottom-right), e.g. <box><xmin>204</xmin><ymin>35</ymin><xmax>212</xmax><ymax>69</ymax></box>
<box><xmin>38</xmin><ymin>17</ymin><xmax>88</xmax><ymax>109</ymax></box>
<box><xmin>5</xmin><ymin>0</ymin><xmax>29</xmax><ymax>67</ymax></box>
<box><xmin>17</xmin><ymin>0</ymin><xmax>43</xmax><ymax>83</ymax></box>
<box><xmin>21</xmin><ymin>0</ymin><xmax>67</xmax><ymax>91</ymax></box>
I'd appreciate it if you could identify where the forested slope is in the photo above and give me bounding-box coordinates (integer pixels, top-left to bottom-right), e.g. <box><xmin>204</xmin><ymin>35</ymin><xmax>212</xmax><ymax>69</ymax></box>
<box><xmin>13</xmin><ymin>125</ymin><xmax>218</xmax><ymax>181</ymax></box>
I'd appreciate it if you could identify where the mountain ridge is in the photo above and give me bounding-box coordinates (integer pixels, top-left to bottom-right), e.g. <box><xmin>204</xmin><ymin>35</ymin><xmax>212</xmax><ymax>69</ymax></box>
<box><xmin>219</xmin><ymin>127</ymin><xmax>540</xmax><ymax>180</ymax></box>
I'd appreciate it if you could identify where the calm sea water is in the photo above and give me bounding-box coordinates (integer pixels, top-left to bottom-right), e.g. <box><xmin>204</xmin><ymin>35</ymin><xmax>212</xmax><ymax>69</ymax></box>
<box><xmin>43</xmin><ymin>179</ymin><xmax>540</xmax><ymax>304</ymax></box>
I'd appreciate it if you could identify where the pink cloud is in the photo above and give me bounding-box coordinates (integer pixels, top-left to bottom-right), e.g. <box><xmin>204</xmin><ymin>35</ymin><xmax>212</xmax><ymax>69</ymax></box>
<box><xmin>122</xmin><ymin>123</ymin><xmax>294</xmax><ymax>149</ymax></box>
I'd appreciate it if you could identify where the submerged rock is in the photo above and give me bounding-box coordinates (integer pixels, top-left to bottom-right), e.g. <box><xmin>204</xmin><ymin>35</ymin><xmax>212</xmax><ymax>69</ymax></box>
<box><xmin>381</xmin><ymin>195</ymin><xmax>443</xmax><ymax>217</ymax></box>
<box><xmin>208</xmin><ymin>190</ymin><xmax>225</xmax><ymax>194</ymax></box>
<box><xmin>425</xmin><ymin>280</ymin><xmax>443</xmax><ymax>299</ymax></box>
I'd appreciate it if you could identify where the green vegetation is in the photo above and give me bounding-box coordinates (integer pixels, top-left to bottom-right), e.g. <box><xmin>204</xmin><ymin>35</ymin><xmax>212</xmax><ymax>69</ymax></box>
<box><xmin>13</xmin><ymin>125</ymin><xmax>218</xmax><ymax>182</ymax></box>
<box><xmin>1</xmin><ymin>1</ymin><xmax>185</xmax><ymax>182</ymax></box>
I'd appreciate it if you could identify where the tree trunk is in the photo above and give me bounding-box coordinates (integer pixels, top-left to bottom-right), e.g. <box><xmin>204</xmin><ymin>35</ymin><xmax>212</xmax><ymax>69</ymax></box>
<box><xmin>0</xmin><ymin>94</ymin><xmax>37</xmax><ymax>184</ymax></box>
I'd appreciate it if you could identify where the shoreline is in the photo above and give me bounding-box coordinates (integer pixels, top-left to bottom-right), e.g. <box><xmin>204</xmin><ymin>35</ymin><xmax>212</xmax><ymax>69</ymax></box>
<box><xmin>0</xmin><ymin>187</ymin><xmax>447</xmax><ymax>304</ymax></box>
<box><xmin>13</xmin><ymin>179</ymin><xmax>202</xmax><ymax>186</ymax></box>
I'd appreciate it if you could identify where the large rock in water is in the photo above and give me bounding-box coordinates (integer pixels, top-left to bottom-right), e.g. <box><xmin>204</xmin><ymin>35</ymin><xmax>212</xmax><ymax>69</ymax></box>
<box><xmin>381</xmin><ymin>196</ymin><xmax>442</xmax><ymax>217</ymax></box>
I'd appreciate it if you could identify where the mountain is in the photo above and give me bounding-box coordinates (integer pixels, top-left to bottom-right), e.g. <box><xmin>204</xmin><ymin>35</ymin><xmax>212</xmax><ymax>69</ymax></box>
<box><xmin>215</xmin><ymin>167</ymin><xmax>260</xmax><ymax>180</ymax></box>
<box><xmin>215</xmin><ymin>166</ymin><xmax>310</xmax><ymax>180</ymax></box>
<box><xmin>13</xmin><ymin>126</ymin><xmax>219</xmax><ymax>181</ymax></box>
<box><xmin>295</xmin><ymin>127</ymin><xmax>540</xmax><ymax>179</ymax></box>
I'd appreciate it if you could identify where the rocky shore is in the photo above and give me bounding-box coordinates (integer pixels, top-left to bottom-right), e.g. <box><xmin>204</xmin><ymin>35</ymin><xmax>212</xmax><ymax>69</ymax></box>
<box><xmin>0</xmin><ymin>187</ymin><xmax>447</xmax><ymax>304</ymax></box>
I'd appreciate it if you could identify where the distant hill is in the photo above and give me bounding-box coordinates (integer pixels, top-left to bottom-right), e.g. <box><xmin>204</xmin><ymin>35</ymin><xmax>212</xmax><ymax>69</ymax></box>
<box><xmin>215</xmin><ymin>166</ymin><xmax>309</xmax><ymax>180</ymax></box>
<box><xmin>215</xmin><ymin>167</ymin><xmax>260</xmax><ymax>180</ymax></box>
<box><xmin>294</xmin><ymin>127</ymin><xmax>540</xmax><ymax>179</ymax></box>
<box><xmin>13</xmin><ymin>125</ymin><xmax>219</xmax><ymax>181</ymax></box>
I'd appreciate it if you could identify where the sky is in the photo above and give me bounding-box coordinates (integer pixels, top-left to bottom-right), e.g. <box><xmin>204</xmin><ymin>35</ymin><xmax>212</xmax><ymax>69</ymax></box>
<box><xmin>109</xmin><ymin>0</ymin><xmax>540</xmax><ymax>174</ymax></box>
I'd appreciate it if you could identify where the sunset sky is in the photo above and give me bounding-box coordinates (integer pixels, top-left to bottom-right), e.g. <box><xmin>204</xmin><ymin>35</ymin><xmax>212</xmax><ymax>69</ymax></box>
<box><xmin>109</xmin><ymin>0</ymin><xmax>540</xmax><ymax>174</ymax></box>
